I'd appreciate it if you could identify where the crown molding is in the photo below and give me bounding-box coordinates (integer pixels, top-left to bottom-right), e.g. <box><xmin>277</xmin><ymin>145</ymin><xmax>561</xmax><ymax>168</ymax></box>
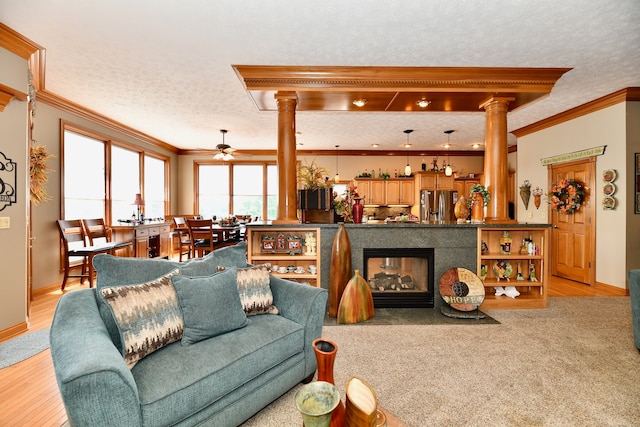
<box><xmin>37</xmin><ymin>90</ymin><xmax>179</xmax><ymax>154</ymax></box>
<box><xmin>512</xmin><ymin>87</ymin><xmax>640</xmax><ymax>138</ymax></box>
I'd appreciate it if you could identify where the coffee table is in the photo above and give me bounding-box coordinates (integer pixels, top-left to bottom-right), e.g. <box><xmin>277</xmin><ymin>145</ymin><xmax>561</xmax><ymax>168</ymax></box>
<box><xmin>378</xmin><ymin>406</ymin><xmax>409</xmax><ymax>427</ymax></box>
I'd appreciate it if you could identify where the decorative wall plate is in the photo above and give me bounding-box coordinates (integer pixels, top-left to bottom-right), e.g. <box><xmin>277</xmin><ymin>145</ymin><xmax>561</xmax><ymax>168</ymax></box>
<box><xmin>602</xmin><ymin>196</ymin><xmax>616</xmax><ymax>210</ymax></box>
<box><xmin>439</xmin><ymin>267</ymin><xmax>485</xmax><ymax>311</ymax></box>
<box><xmin>602</xmin><ymin>169</ymin><xmax>617</xmax><ymax>182</ymax></box>
<box><xmin>603</xmin><ymin>182</ymin><xmax>616</xmax><ymax>196</ymax></box>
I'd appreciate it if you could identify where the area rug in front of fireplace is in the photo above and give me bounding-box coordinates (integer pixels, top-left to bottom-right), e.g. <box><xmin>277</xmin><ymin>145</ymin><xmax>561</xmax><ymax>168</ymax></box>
<box><xmin>324</xmin><ymin>307</ymin><xmax>498</xmax><ymax>326</ymax></box>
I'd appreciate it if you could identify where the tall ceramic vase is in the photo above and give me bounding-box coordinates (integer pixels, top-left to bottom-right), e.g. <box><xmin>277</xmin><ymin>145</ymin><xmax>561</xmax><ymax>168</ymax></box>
<box><xmin>329</xmin><ymin>223</ymin><xmax>352</xmax><ymax>317</ymax></box>
<box><xmin>337</xmin><ymin>270</ymin><xmax>374</xmax><ymax>324</ymax></box>
<box><xmin>313</xmin><ymin>338</ymin><xmax>346</xmax><ymax>427</ymax></box>
<box><xmin>352</xmin><ymin>198</ymin><xmax>363</xmax><ymax>224</ymax></box>
<box><xmin>470</xmin><ymin>192</ymin><xmax>485</xmax><ymax>223</ymax></box>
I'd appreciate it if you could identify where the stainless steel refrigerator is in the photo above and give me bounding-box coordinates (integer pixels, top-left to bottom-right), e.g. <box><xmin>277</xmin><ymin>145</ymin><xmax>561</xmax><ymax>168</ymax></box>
<box><xmin>419</xmin><ymin>189</ymin><xmax>457</xmax><ymax>223</ymax></box>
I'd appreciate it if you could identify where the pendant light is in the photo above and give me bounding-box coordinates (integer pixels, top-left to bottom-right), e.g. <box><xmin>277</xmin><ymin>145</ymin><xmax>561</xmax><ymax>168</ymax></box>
<box><xmin>334</xmin><ymin>145</ymin><xmax>340</xmax><ymax>183</ymax></box>
<box><xmin>403</xmin><ymin>129</ymin><xmax>413</xmax><ymax>176</ymax></box>
<box><xmin>444</xmin><ymin>130</ymin><xmax>454</xmax><ymax>177</ymax></box>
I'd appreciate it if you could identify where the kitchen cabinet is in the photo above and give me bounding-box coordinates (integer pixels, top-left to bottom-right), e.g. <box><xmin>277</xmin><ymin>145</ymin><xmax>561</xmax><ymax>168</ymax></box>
<box><xmin>356</xmin><ymin>178</ymin><xmax>414</xmax><ymax>206</ymax></box>
<box><xmin>417</xmin><ymin>172</ymin><xmax>454</xmax><ymax>190</ymax></box>
<box><xmin>477</xmin><ymin>226</ymin><xmax>549</xmax><ymax>309</ymax></box>
<box><xmin>247</xmin><ymin>227</ymin><xmax>320</xmax><ymax>287</ymax></box>
<box><xmin>355</xmin><ymin>179</ymin><xmax>385</xmax><ymax>205</ymax></box>
<box><xmin>385</xmin><ymin>179</ymin><xmax>414</xmax><ymax>205</ymax></box>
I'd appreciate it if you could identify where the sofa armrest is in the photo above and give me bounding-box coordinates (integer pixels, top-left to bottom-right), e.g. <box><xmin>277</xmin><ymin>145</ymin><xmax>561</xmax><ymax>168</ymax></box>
<box><xmin>50</xmin><ymin>289</ymin><xmax>142</xmax><ymax>426</ymax></box>
<box><xmin>269</xmin><ymin>276</ymin><xmax>328</xmax><ymax>377</ymax></box>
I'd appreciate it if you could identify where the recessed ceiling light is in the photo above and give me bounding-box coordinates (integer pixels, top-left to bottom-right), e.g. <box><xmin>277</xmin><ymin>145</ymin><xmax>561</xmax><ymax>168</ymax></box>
<box><xmin>443</xmin><ymin>143</ymin><xmax>451</xmax><ymax>149</ymax></box>
<box><xmin>416</xmin><ymin>98</ymin><xmax>431</xmax><ymax>108</ymax></box>
<box><xmin>472</xmin><ymin>143</ymin><xmax>481</xmax><ymax>149</ymax></box>
<box><xmin>352</xmin><ymin>98</ymin><xmax>367</xmax><ymax>107</ymax></box>
<box><xmin>371</xmin><ymin>143</ymin><xmax>379</xmax><ymax>148</ymax></box>
<box><xmin>403</xmin><ymin>143</ymin><xmax>412</xmax><ymax>148</ymax></box>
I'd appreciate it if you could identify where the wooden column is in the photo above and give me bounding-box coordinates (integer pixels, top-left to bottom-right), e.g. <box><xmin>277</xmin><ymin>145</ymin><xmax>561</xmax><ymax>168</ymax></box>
<box><xmin>480</xmin><ymin>96</ymin><xmax>515</xmax><ymax>223</ymax></box>
<box><xmin>274</xmin><ymin>91</ymin><xmax>299</xmax><ymax>223</ymax></box>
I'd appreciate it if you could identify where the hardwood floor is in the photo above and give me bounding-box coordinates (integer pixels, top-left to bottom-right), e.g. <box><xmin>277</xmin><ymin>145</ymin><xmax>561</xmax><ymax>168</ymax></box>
<box><xmin>0</xmin><ymin>276</ymin><xmax>627</xmax><ymax>426</ymax></box>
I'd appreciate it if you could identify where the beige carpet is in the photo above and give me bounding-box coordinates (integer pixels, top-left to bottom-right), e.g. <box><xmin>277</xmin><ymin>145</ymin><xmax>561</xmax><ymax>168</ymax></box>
<box><xmin>242</xmin><ymin>297</ymin><xmax>640</xmax><ymax>426</ymax></box>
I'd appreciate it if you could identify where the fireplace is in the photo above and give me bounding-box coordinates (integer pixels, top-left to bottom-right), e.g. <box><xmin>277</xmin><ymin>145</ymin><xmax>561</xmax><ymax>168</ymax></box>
<box><xmin>363</xmin><ymin>248</ymin><xmax>435</xmax><ymax>308</ymax></box>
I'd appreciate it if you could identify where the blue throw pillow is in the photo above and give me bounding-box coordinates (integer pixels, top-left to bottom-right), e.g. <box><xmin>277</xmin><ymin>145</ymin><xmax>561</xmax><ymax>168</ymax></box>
<box><xmin>93</xmin><ymin>241</ymin><xmax>248</xmax><ymax>349</ymax></box>
<box><xmin>172</xmin><ymin>269</ymin><xmax>248</xmax><ymax>345</ymax></box>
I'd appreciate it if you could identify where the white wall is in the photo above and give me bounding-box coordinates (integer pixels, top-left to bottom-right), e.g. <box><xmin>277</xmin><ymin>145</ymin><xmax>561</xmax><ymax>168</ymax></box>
<box><xmin>0</xmin><ymin>47</ymin><xmax>29</xmax><ymax>332</ymax></box>
<box><xmin>517</xmin><ymin>103</ymin><xmax>628</xmax><ymax>288</ymax></box>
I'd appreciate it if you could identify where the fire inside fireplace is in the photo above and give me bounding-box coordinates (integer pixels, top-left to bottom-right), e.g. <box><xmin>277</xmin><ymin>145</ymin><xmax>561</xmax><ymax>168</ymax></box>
<box><xmin>363</xmin><ymin>248</ymin><xmax>435</xmax><ymax>308</ymax></box>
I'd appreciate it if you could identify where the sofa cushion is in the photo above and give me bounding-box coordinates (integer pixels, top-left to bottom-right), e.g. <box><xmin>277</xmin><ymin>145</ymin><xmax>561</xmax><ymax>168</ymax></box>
<box><xmin>131</xmin><ymin>314</ymin><xmax>305</xmax><ymax>427</ymax></box>
<box><xmin>236</xmin><ymin>265</ymin><xmax>278</xmax><ymax>315</ymax></box>
<box><xmin>93</xmin><ymin>241</ymin><xmax>248</xmax><ymax>349</ymax></box>
<box><xmin>172</xmin><ymin>271</ymin><xmax>248</xmax><ymax>345</ymax></box>
<box><xmin>100</xmin><ymin>269</ymin><xmax>183</xmax><ymax>368</ymax></box>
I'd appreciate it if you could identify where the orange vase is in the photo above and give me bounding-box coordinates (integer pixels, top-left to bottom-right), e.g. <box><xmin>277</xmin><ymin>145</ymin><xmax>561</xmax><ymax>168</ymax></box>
<box><xmin>329</xmin><ymin>224</ymin><xmax>352</xmax><ymax>317</ymax></box>
<box><xmin>471</xmin><ymin>192</ymin><xmax>484</xmax><ymax>223</ymax></box>
<box><xmin>313</xmin><ymin>338</ymin><xmax>346</xmax><ymax>427</ymax></box>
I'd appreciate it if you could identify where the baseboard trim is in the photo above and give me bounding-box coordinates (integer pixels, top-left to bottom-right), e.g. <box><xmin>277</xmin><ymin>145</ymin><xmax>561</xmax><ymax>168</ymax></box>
<box><xmin>594</xmin><ymin>281</ymin><xmax>628</xmax><ymax>296</ymax></box>
<box><xmin>0</xmin><ymin>321</ymin><xmax>29</xmax><ymax>342</ymax></box>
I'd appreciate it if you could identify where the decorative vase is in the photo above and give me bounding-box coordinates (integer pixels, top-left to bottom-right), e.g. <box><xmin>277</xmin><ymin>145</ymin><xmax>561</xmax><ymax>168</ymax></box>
<box><xmin>337</xmin><ymin>270</ymin><xmax>374</xmax><ymax>324</ymax></box>
<box><xmin>313</xmin><ymin>338</ymin><xmax>346</xmax><ymax>427</ymax></box>
<box><xmin>470</xmin><ymin>192</ymin><xmax>484</xmax><ymax>223</ymax></box>
<box><xmin>345</xmin><ymin>377</ymin><xmax>378</xmax><ymax>427</ymax></box>
<box><xmin>352</xmin><ymin>198</ymin><xmax>363</xmax><ymax>224</ymax></box>
<box><xmin>295</xmin><ymin>381</ymin><xmax>342</xmax><ymax>427</ymax></box>
<box><xmin>534</xmin><ymin>194</ymin><xmax>542</xmax><ymax>209</ymax></box>
<box><xmin>454</xmin><ymin>196</ymin><xmax>469</xmax><ymax>223</ymax></box>
<box><xmin>329</xmin><ymin>223</ymin><xmax>352</xmax><ymax>317</ymax></box>
<box><xmin>520</xmin><ymin>183</ymin><xmax>531</xmax><ymax>210</ymax></box>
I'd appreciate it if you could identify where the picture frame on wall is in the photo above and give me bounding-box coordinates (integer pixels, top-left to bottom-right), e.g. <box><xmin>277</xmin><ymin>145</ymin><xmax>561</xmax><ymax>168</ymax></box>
<box><xmin>636</xmin><ymin>153</ymin><xmax>640</xmax><ymax>214</ymax></box>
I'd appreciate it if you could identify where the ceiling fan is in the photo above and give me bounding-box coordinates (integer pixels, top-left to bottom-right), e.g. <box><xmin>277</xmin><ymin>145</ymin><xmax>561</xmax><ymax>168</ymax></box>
<box><xmin>213</xmin><ymin>129</ymin><xmax>236</xmax><ymax>161</ymax></box>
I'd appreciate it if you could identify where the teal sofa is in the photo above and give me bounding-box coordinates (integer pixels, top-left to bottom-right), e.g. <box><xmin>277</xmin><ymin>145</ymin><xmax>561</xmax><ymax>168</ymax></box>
<box><xmin>50</xmin><ymin>243</ymin><xmax>328</xmax><ymax>426</ymax></box>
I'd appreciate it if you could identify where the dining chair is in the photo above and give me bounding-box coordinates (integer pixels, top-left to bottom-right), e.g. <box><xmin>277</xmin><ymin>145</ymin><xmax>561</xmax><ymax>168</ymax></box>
<box><xmin>172</xmin><ymin>217</ymin><xmax>192</xmax><ymax>261</ymax></box>
<box><xmin>82</xmin><ymin>218</ymin><xmax>133</xmax><ymax>256</ymax></box>
<box><xmin>186</xmin><ymin>218</ymin><xmax>216</xmax><ymax>258</ymax></box>
<box><xmin>56</xmin><ymin>219</ymin><xmax>117</xmax><ymax>290</ymax></box>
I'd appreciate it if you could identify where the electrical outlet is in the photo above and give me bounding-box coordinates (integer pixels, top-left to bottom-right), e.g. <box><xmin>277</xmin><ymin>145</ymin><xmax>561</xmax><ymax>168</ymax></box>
<box><xmin>528</xmin><ymin>211</ymin><xmax>533</xmax><ymax>218</ymax></box>
<box><xmin>0</xmin><ymin>217</ymin><xmax>9</xmax><ymax>229</ymax></box>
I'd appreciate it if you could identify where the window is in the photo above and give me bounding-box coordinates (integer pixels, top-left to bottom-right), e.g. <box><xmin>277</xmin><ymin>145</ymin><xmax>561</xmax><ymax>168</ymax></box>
<box><xmin>111</xmin><ymin>145</ymin><xmax>140</xmax><ymax>221</ymax></box>
<box><xmin>144</xmin><ymin>155</ymin><xmax>167</xmax><ymax>219</ymax></box>
<box><xmin>196</xmin><ymin>162</ymin><xmax>277</xmax><ymax>220</ymax></box>
<box><xmin>62</xmin><ymin>124</ymin><xmax>169</xmax><ymax>225</ymax></box>
<box><xmin>63</xmin><ymin>131</ymin><xmax>106</xmax><ymax>220</ymax></box>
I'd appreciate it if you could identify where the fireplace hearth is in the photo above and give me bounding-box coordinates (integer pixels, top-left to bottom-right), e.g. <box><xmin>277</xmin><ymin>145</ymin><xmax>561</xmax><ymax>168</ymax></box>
<box><xmin>363</xmin><ymin>248</ymin><xmax>435</xmax><ymax>308</ymax></box>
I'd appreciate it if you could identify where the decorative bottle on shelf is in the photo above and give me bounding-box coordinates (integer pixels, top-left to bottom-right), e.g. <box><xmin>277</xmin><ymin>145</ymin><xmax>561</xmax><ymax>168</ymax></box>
<box><xmin>352</xmin><ymin>198</ymin><xmax>363</xmax><ymax>224</ymax></box>
<box><xmin>499</xmin><ymin>231</ymin><xmax>512</xmax><ymax>255</ymax></box>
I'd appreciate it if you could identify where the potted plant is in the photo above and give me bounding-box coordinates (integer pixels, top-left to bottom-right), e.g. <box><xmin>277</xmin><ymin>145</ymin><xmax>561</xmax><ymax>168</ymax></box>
<box><xmin>297</xmin><ymin>160</ymin><xmax>333</xmax><ymax>211</ymax></box>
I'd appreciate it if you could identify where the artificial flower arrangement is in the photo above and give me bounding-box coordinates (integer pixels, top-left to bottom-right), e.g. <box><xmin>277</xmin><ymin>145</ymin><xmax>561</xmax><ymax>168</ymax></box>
<box><xmin>30</xmin><ymin>144</ymin><xmax>55</xmax><ymax>205</ymax></box>
<box><xmin>468</xmin><ymin>184</ymin><xmax>491</xmax><ymax>207</ymax></box>
<box><xmin>548</xmin><ymin>179</ymin><xmax>586</xmax><ymax>214</ymax></box>
<box><xmin>333</xmin><ymin>181</ymin><xmax>359</xmax><ymax>222</ymax></box>
<box><xmin>297</xmin><ymin>159</ymin><xmax>331</xmax><ymax>189</ymax></box>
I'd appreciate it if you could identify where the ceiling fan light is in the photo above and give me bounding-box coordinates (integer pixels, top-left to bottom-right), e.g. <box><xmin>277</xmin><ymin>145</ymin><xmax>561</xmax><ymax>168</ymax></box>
<box><xmin>213</xmin><ymin>152</ymin><xmax>224</xmax><ymax>160</ymax></box>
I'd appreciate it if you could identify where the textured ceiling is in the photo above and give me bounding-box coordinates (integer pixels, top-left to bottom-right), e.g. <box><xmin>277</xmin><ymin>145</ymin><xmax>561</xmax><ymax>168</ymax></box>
<box><xmin>1</xmin><ymin>0</ymin><xmax>639</xmax><ymax>153</ymax></box>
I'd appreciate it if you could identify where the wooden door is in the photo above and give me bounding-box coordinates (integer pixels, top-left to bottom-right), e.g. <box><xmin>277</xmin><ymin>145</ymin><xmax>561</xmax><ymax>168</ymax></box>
<box><xmin>549</xmin><ymin>158</ymin><xmax>596</xmax><ymax>285</ymax></box>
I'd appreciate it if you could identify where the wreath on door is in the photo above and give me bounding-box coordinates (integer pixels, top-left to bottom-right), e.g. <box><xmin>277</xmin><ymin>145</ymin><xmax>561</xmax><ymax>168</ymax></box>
<box><xmin>548</xmin><ymin>179</ymin><xmax>586</xmax><ymax>214</ymax></box>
